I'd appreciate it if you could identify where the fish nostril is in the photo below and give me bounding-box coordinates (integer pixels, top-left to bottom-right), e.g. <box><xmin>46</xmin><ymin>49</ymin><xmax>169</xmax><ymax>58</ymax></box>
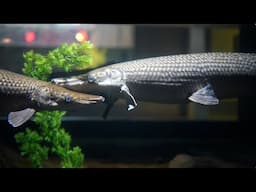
<box><xmin>88</xmin><ymin>75</ymin><xmax>95</xmax><ymax>83</ymax></box>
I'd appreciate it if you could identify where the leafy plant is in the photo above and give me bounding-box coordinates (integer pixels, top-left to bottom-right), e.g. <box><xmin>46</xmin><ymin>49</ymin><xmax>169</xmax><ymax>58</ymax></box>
<box><xmin>16</xmin><ymin>111</ymin><xmax>84</xmax><ymax>168</ymax></box>
<box><xmin>15</xmin><ymin>42</ymin><xmax>104</xmax><ymax>168</ymax></box>
<box><xmin>23</xmin><ymin>42</ymin><xmax>106</xmax><ymax>81</ymax></box>
<box><xmin>15</xmin><ymin>128</ymin><xmax>48</xmax><ymax>168</ymax></box>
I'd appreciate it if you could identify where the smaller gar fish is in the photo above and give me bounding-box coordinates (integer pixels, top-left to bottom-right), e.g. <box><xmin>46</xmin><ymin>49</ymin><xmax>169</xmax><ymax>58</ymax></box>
<box><xmin>0</xmin><ymin>69</ymin><xmax>105</xmax><ymax>127</ymax></box>
<box><xmin>51</xmin><ymin>52</ymin><xmax>256</xmax><ymax>117</ymax></box>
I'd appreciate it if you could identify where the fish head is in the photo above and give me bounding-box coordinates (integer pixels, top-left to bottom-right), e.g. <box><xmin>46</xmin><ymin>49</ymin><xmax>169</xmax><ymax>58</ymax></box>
<box><xmin>87</xmin><ymin>67</ymin><xmax>125</xmax><ymax>87</ymax></box>
<box><xmin>33</xmin><ymin>84</ymin><xmax>105</xmax><ymax>106</ymax></box>
<box><xmin>87</xmin><ymin>67</ymin><xmax>137</xmax><ymax>111</ymax></box>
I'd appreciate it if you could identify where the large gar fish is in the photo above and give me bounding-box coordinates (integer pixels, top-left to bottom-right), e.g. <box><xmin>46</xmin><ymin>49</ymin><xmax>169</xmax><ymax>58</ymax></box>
<box><xmin>51</xmin><ymin>52</ymin><xmax>256</xmax><ymax>117</ymax></box>
<box><xmin>0</xmin><ymin>69</ymin><xmax>105</xmax><ymax>127</ymax></box>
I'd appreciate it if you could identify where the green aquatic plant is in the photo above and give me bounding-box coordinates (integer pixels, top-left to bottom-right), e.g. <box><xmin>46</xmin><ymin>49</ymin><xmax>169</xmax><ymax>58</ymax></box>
<box><xmin>15</xmin><ymin>111</ymin><xmax>84</xmax><ymax>168</ymax></box>
<box><xmin>22</xmin><ymin>42</ymin><xmax>106</xmax><ymax>81</ymax></box>
<box><xmin>14</xmin><ymin>42</ymin><xmax>104</xmax><ymax>168</ymax></box>
<box><xmin>15</xmin><ymin>128</ymin><xmax>48</xmax><ymax>168</ymax></box>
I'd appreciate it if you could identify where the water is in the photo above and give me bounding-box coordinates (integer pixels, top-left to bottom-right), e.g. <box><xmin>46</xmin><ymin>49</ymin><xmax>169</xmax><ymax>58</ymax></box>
<box><xmin>0</xmin><ymin>24</ymin><xmax>255</xmax><ymax>168</ymax></box>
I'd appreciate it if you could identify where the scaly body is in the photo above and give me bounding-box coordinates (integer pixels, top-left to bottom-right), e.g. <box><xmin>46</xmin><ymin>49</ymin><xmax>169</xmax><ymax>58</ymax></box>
<box><xmin>52</xmin><ymin>52</ymin><xmax>256</xmax><ymax>115</ymax></box>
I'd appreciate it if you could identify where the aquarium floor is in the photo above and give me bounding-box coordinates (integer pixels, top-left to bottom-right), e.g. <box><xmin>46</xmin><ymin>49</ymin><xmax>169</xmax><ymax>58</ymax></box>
<box><xmin>0</xmin><ymin>142</ymin><xmax>250</xmax><ymax>168</ymax></box>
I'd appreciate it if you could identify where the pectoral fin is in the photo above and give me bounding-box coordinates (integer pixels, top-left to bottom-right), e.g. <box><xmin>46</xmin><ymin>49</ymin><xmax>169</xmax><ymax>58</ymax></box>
<box><xmin>188</xmin><ymin>84</ymin><xmax>219</xmax><ymax>105</ymax></box>
<box><xmin>35</xmin><ymin>98</ymin><xmax>58</xmax><ymax>106</ymax></box>
<box><xmin>8</xmin><ymin>108</ymin><xmax>36</xmax><ymax>128</ymax></box>
<box><xmin>120</xmin><ymin>84</ymin><xmax>137</xmax><ymax>111</ymax></box>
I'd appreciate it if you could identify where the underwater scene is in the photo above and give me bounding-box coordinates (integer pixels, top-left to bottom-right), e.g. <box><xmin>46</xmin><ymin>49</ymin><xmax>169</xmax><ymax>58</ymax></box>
<box><xmin>0</xmin><ymin>24</ymin><xmax>256</xmax><ymax>168</ymax></box>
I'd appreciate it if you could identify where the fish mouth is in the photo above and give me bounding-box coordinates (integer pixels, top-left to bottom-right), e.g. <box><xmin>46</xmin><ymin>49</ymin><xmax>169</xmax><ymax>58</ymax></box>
<box><xmin>75</xmin><ymin>95</ymin><xmax>105</xmax><ymax>104</ymax></box>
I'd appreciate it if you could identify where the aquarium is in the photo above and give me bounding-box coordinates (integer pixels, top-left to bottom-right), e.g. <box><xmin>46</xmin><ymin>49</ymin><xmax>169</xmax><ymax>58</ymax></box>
<box><xmin>0</xmin><ymin>24</ymin><xmax>255</xmax><ymax>168</ymax></box>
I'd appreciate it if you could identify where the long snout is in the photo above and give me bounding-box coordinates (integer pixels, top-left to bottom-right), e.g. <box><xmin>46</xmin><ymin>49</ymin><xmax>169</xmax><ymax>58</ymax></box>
<box><xmin>51</xmin><ymin>83</ymin><xmax>105</xmax><ymax>105</ymax></box>
<box><xmin>74</xmin><ymin>93</ymin><xmax>105</xmax><ymax>104</ymax></box>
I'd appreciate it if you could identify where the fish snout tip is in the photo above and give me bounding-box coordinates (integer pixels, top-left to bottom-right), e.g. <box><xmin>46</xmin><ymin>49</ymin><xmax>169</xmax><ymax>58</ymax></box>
<box><xmin>88</xmin><ymin>95</ymin><xmax>105</xmax><ymax>102</ymax></box>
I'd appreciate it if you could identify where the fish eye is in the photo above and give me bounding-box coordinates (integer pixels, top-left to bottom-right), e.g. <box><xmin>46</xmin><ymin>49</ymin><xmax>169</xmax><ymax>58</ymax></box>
<box><xmin>65</xmin><ymin>96</ymin><xmax>72</xmax><ymax>102</ymax></box>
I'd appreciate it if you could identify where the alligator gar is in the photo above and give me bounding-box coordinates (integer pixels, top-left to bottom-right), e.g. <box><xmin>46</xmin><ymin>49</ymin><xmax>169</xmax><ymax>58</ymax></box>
<box><xmin>0</xmin><ymin>69</ymin><xmax>105</xmax><ymax>127</ymax></box>
<box><xmin>51</xmin><ymin>52</ymin><xmax>256</xmax><ymax>117</ymax></box>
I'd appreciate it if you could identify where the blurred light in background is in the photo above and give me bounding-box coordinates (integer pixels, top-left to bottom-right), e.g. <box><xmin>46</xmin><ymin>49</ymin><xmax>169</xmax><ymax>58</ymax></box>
<box><xmin>75</xmin><ymin>30</ymin><xmax>88</xmax><ymax>42</ymax></box>
<box><xmin>25</xmin><ymin>31</ymin><xmax>36</xmax><ymax>43</ymax></box>
<box><xmin>0</xmin><ymin>24</ymin><xmax>134</xmax><ymax>48</ymax></box>
<box><xmin>2</xmin><ymin>37</ymin><xmax>12</xmax><ymax>44</ymax></box>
